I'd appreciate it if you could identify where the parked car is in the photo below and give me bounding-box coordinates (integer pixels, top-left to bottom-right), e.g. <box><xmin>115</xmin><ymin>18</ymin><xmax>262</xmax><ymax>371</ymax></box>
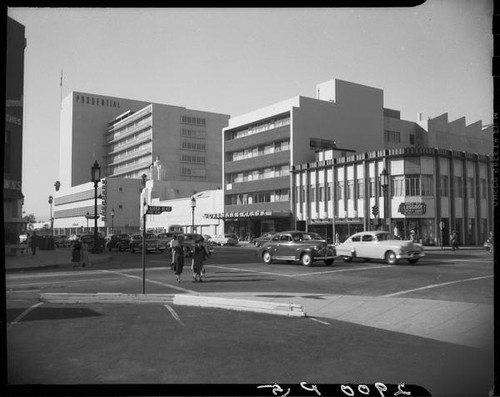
<box><xmin>54</xmin><ymin>235</ymin><xmax>69</xmax><ymax>247</ymax></box>
<box><xmin>211</xmin><ymin>234</ymin><xmax>239</xmax><ymax>246</ymax></box>
<box><xmin>257</xmin><ymin>231</ymin><xmax>335</xmax><ymax>266</ymax></box>
<box><xmin>156</xmin><ymin>233</ymin><xmax>175</xmax><ymax>249</ymax></box>
<box><xmin>78</xmin><ymin>234</ymin><xmax>106</xmax><ymax>251</ymax></box>
<box><xmin>106</xmin><ymin>233</ymin><xmax>131</xmax><ymax>251</ymax></box>
<box><xmin>177</xmin><ymin>233</ymin><xmax>213</xmax><ymax>257</ymax></box>
<box><xmin>335</xmin><ymin>231</ymin><xmax>425</xmax><ymax>265</ymax></box>
<box><xmin>254</xmin><ymin>232</ymin><xmax>274</xmax><ymax>247</ymax></box>
<box><xmin>129</xmin><ymin>233</ymin><xmax>164</xmax><ymax>253</ymax></box>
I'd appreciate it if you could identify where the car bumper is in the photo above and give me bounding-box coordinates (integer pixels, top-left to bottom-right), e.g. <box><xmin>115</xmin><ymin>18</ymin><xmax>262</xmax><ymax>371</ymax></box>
<box><xmin>313</xmin><ymin>255</ymin><xmax>336</xmax><ymax>260</ymax></box>
<box><xmin>396</xmin><ymin>252</ymin><xmax>425</xmax><ymax>260</ymax></box>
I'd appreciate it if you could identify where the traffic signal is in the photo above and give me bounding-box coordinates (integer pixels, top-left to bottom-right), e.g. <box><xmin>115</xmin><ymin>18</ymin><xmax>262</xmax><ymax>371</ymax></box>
<box><xmin>371</xmin><ymin>205</ymin><xmax>379</xmax><ymax>216</ymax></box>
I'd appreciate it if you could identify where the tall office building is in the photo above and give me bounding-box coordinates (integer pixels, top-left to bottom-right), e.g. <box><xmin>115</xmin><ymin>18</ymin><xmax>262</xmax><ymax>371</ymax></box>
<box><xmin>4</xmin><ymin>17</ymin><xmax>26</xmax><ymax>252</ymax></box>
<box><xmin>53</xmin><ymin>92</ymin><xmax>229</xmax><ymax>235</ymax></box>
<box><xmin>220</xmin><ymin>78</ymin><xmax>492</xmax><ymax>238</ymax></box>
<box><xmin>60</xmin><ymin>91</ymin><xmax>229</xmax><ymax>187</ymax></box>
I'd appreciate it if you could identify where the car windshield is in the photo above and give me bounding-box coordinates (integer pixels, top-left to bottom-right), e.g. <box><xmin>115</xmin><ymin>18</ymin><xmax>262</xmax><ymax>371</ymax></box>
<box><xmin>376</xmin><ymin>233</ymin><xmax>399</xmax><ymax>241</ymax></box>
<box><xmin>116</xmin><ymin>234</ymin><xmax>128</xmax><ymax>239</ymax></box>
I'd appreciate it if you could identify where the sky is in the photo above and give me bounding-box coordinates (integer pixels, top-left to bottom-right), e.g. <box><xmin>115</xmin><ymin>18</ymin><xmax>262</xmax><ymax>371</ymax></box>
<box><xmin>7</xmin><ymin>1</ymin><xmax>494</xmax><ymax>221</ymax></box>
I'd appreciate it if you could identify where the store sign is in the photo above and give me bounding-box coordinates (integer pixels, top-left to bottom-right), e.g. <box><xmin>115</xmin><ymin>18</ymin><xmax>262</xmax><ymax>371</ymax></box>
<box><xmin>204</xmin><ymin>210</ymin><xmax>273</xmax><ymax>219</ymax></box>
<box><xmin>398</xmin><ymin>202</ymin><xmax>426</xmax><ymax>215</ymax></box>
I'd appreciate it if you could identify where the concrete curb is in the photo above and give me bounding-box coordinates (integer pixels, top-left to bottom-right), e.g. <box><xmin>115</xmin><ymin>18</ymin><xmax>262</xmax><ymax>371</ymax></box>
<box><xmin>173</xmin><ymin>294</ymin><xmax>305</xmax><ymax>317</ymax></box>
<box><xmin>39</xmin><ymin>293</ymin><xmax>306</xmax><ymax>317</ymax></box>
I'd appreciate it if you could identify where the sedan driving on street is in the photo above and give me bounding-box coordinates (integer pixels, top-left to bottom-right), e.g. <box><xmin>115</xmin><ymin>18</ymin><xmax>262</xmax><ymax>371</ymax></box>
<box><xmin>257</xmin><ymin>231</ymin><xmax>335</xmax><ymax>266</ymax></box>
<box><xmin>335</xmin><ymin>231</ymin><xmax>425</xmax><ymax>265</ymax></box>
<box><xmin>106</xmin><ymin>233</ymin><xmax>131</xmax><ymax>252</ymax></box>
<box><xmin>130</xmin><ymin>233</ymin><xmax>164</xmax><ymax>253</ymax></box>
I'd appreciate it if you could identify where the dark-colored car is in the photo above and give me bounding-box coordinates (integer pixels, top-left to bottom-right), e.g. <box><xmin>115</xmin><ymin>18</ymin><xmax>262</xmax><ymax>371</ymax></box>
<box><xmin>78</xmin><ymin>234</ymin><xmax>106</xmax><ymax>251</ymax></box>
<box><xmin>254</xmin><ymin>232</ymin><xmax>274</xmax><ymax>247</ymax></box>
<box><xmin>257</xmin><ymin>231</ymin><xmax>336</xmax><ymax>267</ymax></box>
<box><xmin>129</xmin><ymin>233</ymin><xmax>164</xmax><ymax>253</ymax></box>
<box><xmin>106</xmin><ymin>233</ymin><xmax>131</xmax><ymax>252</ymax></box>
<box><xmin>54</xmin><ymin>235</ymin><xmax>69</xmax><ymax>247</ymax></box>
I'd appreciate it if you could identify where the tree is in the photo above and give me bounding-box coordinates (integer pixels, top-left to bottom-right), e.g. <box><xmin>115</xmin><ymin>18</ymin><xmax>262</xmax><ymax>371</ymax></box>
<box><xmin>22</xmin><ymin>213</ymin><xmax>36</xmax><ymax>231</ymax></box>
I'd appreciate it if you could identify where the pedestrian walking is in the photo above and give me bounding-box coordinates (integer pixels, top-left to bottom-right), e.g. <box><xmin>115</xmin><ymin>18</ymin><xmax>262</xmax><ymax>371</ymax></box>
<box><xmin>451</xmin><ymin>229</ymin><xmax>459</xmax><ymax>251</ymax></box>
<box><xmin>72</xmin><ymin>240</ymin><xmax>82</xmax><ymax>267</ymax></box>
<box><xmin>409</xmin><ymin>230</ymin><xmax>416</xmax><ymax>243</ymax></box>
<box><xmin>30</xmin><ymin>231</ymin><xmax>38</xmax><ymax>255</ymax></box>
<box><xmin>192</xmin><ymin>239</ymin><xmax>207</xmax><ymax>282</ymax></box>
<box><xmin>169</xmin><ymin>235</ymin><xmax>179</xmax><ymax>271</ymax></box>
<box><xmin>174</xmin><ymin>242</ymin><xmax>184</xmax><ymax>283</ymax></box>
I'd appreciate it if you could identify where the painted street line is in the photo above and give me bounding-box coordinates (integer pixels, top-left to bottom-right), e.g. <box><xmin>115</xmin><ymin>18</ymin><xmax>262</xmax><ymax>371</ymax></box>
<box><xmin>164</xmin><ymin>304</ymin><xmax>185</xmax><ymax>326</ymax></box>
<box><xmin>102</xmin><ymin>269</ymin><xmax>196</xmax><ymax>294</ymax></box>
<box><xmin>309</xmin><ymin>318</ymin><xmax>330</xmax><ymax>326</ymax></box>
<box><xmin>7</xmin><ymin>301</ymin><xmax>44</xmax><ymax>329</ymax></box>
<box><xmin>208</xmin><ymin>264</ymin><xmax>392</xmax><ymax>278</ymax></box>
<box><xmin>381</xmin><ymin>274</ymin><xmax>494</xmax><ymax>298</ymax></box>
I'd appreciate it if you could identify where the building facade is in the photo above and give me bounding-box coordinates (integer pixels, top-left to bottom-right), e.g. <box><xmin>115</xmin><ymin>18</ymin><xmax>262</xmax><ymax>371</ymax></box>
<box><xmin>292</xmin><ymin>147</ymin><xmax>493</xmax><ymax>247</ymax></box>
<box><xmin>54</xmin><ymin>92</ymin><xmax>229</xmax><ymax>234</ymax></box>
<box><xmin>220</xmin><ymin>78</ymin><xmax>492</xmax><ymax>240</ymax></box>
<box><xmin>4</xmin><ymin>17</ymin><xmax>26</xmax><ymax>252</ymax></box>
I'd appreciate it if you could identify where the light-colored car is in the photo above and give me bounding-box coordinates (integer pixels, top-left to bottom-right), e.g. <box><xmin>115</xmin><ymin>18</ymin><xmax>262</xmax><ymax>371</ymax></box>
<box><xmin>335</xmin><ymin>231</ymin><xmax>425</xmax><ymax>265</ymax></box>
<box><xmin>257</xmin><ymin>231</ymin><xmax>336</xmax><ymax>267</ymax></box>
<box><xmin>211</xmin><ymin>234</ymin><xmax>238</xmax><ymax>246</ymax></box>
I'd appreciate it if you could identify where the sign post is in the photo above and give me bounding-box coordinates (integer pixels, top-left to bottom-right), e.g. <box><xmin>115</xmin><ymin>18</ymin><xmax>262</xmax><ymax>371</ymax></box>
<box><xmin>142</xmin><ymin>205</ymin><xmax>172</xmax><ymax>294</ymax></box>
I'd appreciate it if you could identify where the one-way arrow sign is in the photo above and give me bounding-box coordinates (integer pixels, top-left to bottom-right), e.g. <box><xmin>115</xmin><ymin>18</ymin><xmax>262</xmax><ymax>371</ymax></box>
<box><xmin>146</xmin><ymin>205</ymin><xmax>172</xmax><ymax>215</ymax></box>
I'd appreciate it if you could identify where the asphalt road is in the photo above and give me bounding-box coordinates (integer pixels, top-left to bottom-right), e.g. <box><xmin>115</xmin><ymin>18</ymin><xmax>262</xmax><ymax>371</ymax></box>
<box><xmin>5</xmin><ymin>246</ymin><xmax>495</xmax><ymax>396</ymax></box>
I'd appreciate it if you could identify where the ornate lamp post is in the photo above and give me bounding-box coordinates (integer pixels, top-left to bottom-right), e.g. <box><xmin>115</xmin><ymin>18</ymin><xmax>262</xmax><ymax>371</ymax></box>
<box><xmin>191</xmin><ymin>196</ymin><xmax>196</xmax><ymax>233</ymax></box>
<box><xmin>91</xmin><ymin>161</ymin><xmax>101</xmax><ymax>253</ymax></box>
<box><xmin>111</xmin><ymin>208</ymin><xmax>115</xmax><ymax>235</ymax></box>
<box><xmin>379</xmin><ymin>168</ymin><xmax>389</xmax><ymax>231</ymax></box>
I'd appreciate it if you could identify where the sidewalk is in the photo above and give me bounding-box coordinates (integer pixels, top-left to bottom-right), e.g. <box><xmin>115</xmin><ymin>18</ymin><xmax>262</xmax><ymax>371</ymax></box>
<box><xmin>4</xmin><ymin>247</ymin><xmax>113</xmax><ymax>272</ymax></box>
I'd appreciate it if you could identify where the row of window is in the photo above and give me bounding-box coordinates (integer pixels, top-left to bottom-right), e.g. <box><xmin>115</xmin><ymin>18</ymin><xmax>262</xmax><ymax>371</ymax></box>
<box><xmin>229</xmin><ymin>140</ymin><xmax>290</xmax><ymax>162</ymax></box>
<box><xmin>181</xmin><ymin>115</ymin><xmax>206</xmax><ymax>126</ymax></box>
<box><xmin>181</xmin><ymin>141</ymin><xmax>206</xmax><ymax>151</ymax></box>
<box><xmin>229</xmin><ymin>117</ymin><xmax>290</xmax><ymax>140</ymax></box>
<box><xmin>109</xmin><ymin>142</ymin><xmax>152</xmax><ymax>164</ymax></box>
<box><xmin>181</xmin><ymin>128</ymin><xmax>207</xmax><ymax>139</ymax></box>
<box><xmin>227</xmin><ymin>165</ymin><xmax>290</xmax><ymax>184</ymax></box>
<box><xmin>295</xmin><ymin>175</ymin><xmax>489</xmax><ymax>202</ymax></box>
<box><xmin>226</xmin><ymin>189</ymin><xmax>290</xmax><ymax>205</ymax></box>
<box><xmin>181</xmin><ymin>155</ymin><xmax>206</xmax><ymax>164</ymax></box>
<box><xmin>112</xmin><ymin>154</ymin><xmax>151</xmax><ymax>174</ymax></box>
<box><xmin>384</xmin><ymin>130</ymin><xmax>400</xmax><ymax>143</ymax></box>
<box><xmin>181</xmin><ymin>167</ymin><xmax>206</xmax><ymax>177</ymax></box>
<box><xmin>107</xmin><ymin>114</ymin><xmax>152</xmax><ymax>142</ymax></box>
<box><xmin>110</xmin><ymin>128</ymin><xmax>152</xmax><ymax>152</ymax></box>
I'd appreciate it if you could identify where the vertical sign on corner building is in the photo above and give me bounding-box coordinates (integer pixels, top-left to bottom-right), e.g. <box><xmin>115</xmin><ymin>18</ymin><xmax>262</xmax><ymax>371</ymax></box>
<box><xmin>101</xmin><ymin>178</ymin><xmax>107</xmax><ymax>222</ymax></box>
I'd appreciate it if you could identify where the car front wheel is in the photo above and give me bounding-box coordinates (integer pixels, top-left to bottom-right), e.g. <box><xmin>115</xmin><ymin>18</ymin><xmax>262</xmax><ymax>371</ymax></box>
<box><xmin>301</xmin><ymin>253</ymin><xmax>313</xmax><ymax>266</ymax></box>
<box><xmin>262</xmin><ymin>251</ymin><xmax>273</xmax><ymax>264</ymax></box>
<box><xmin>324</xmin><ymin>259</ymin><xmax>334</xmax><ymax>266</ymax></box>
<box><xmin>408</xmin><ymin>258</ymin><xmax>419</xmax><ymax>264</ymax></box>
<box><xmin>385</xmin><ymin>251</ymin><xmax>399</xmax><ymax>265</ymax></box>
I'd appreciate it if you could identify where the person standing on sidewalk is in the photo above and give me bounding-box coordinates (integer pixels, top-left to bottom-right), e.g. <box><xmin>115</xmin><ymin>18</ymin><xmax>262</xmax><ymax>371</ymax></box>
<box><xmin>30</xmin><ymin>231</ymin><xmax>38</xmax><ymax>255</ymax></box>
<box><xmin>451</xmin><ymin>230</ymin><xmax>459</xmax><ymax>251</ymax></box>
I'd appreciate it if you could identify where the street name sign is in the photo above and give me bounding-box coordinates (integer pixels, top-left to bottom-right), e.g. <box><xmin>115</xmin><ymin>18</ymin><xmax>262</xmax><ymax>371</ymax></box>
<box><xmin>146</xmin><ymin>205</ymin><xmax>172</xmax><ymax>215</ymax></box>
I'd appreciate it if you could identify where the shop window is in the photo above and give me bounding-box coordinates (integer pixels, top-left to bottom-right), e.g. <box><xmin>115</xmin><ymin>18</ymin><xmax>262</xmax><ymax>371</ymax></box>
<box><xmin>405</xmin><ymin>175</ymin><xmax>420</xmax><ymax>196</ymax></box>
<box><xmin>336</xmin><ymin>181</ymin><xmax>345</xmax><ymax>200</ymax></box>
<box><xmin>356</xmin><ymin>181</ymin><xmax>364</xmax><ymax>199</ymax></box>
<box><xmin>347</xmin><ymin>181</ymin><xmax>354</xmax><ymax>200</ymax></box>
<box><xmin>391</xmin><ymin>176</ymin><xmax>404</xmax><ymax>197</ymax></box>
<box><xmin>369</xmin><ymin>178</ymin><xmax>375</xmax><ymax>198</ymax></box>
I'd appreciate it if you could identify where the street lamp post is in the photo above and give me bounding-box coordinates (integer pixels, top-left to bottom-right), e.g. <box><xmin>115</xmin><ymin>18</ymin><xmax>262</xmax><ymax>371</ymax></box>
<box><xmin>86</xmin><ymin>212</ymin><xmax>90</xmax><ymax>231</ymax></box>
<box><xmin>48</xmin><ymin>195</ymin><xmax>53</xmax><ymax>236</ymax></box>
<box><xmin>379</xmin><ymin>168</ymin><xmax>389</xmax><ymax>231</ymax></box>
<box><xmin>111</xmin><ymin>208</ymin><xmax>115</xmax><ymax>235</ymax></box>
<box><xmin>91</xmin><ymin>161</ymin><xmax>101</xmax><ymax>253</ymax></box>
<box><xmin>191</xmin><ymin>196</ymin><xmax>196</xmax><ymax>233</ymax></box>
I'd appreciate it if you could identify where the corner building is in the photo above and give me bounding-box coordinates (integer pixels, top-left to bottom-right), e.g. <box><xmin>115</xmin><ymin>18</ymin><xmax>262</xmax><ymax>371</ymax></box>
<box><xmin>221</xmin><ymin>78</ymin><xmax>492</xmax><ymax>239</ymax></box>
